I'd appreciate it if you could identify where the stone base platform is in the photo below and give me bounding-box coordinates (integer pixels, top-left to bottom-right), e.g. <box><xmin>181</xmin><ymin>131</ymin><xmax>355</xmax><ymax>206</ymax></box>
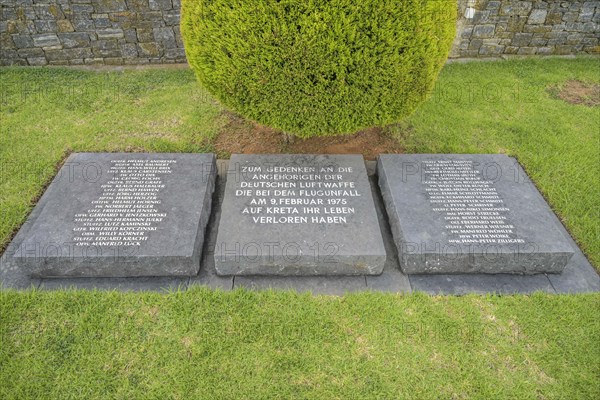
<box><xmin>1</xmin><ymin>160</ymin><xmax>598</xmax><ymax>295</ymax></box>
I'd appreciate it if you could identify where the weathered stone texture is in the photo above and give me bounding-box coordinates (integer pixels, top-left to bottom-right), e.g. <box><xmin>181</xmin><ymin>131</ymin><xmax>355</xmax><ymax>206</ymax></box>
<box><xmin>1</xmin><ymin>0</ymin><xmax>598</xmax><ymax>65</ymax></box>
<box><xmin>452</xmin><ymin>0</ymin><xmax>598</xmax><ymax>58</ymax></box>
<box><xmin>1</xmin><ymin>0</ymin><xmax>185</xmax><ymax>65</ymax></box>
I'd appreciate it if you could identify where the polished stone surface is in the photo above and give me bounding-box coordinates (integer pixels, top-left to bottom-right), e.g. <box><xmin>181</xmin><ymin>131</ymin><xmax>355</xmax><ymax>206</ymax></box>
<box><xmin>378</xmin><ymin>154</ymin><xmax>574</xmax><ymax>274</ymax></box>
<box><xmin>6</xmin><ymin>153</ymin><xmax>216</xmax><ymax>277</ymax></box>
<box><xmin>215</xmin><ymin>154</ymin><xmax>386</xmax><ymax>276</ymax></box>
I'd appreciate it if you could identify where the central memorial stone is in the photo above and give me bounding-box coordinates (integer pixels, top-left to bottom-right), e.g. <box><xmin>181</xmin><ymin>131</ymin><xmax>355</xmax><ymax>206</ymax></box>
<box><xmin>215</xmin><ymin>154</ymin><xmax>386</xmax><ymax>275</ymax></box>
<box><xmin>10</xmin><ymin>153</ymin><xmax>216</xmax><ymax>277</ymax></box>
<box><xmin>377</xmin><ymin>154</ymin><xmax>574</xmax><ymax>274</ymax></box>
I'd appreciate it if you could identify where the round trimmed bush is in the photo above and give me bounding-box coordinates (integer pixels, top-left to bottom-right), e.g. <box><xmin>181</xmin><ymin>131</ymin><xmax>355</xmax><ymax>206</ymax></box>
<box><xmin>181</xmin><ymin>0</ymin><xmax>456</xmax><ymax>137</ymax></box>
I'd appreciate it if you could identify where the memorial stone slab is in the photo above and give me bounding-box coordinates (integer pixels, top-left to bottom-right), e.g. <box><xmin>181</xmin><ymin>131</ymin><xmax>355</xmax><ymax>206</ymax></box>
<box><xmin>377</xmin><ymin>154</ymin><xmax>574</xmax><ymax>274</ymax></box>
<box><xmin>10</xmin><ymin>153</ymin><xmax>216</xmax><ymax>277</ymax></box>
<box><xmin>215</xmin><ymin>154</ymin><xmax>386</xmax><ymax>276</ymax></box>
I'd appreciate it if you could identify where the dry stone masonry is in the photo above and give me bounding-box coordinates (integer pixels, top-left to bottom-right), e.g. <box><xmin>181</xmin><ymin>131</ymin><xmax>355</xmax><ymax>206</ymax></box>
<box><xmin>453</xmin><ymin>0</ymin><xmax>599</xmax><ymax>57</ymax></box>
<box><xmin>0</xmin><ymin>0</ymin><xmax>598</xmax><ymax>66</ymax></box>
<box><xmin>1</xmin><ymin>0</ymin><xmax>185</xmax><ymax>66</ymax></box>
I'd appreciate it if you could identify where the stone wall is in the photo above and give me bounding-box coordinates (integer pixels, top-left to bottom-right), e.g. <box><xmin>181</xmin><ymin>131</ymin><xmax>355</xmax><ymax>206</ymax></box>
<box><xmin>1</xmin><ymin>1</ymin><xmax>599</xmax><ymax>66</ymax></box>
<box><xmin>0</xmin><ymin>0</ymin><xmax>184</xmax><ymax>66</ymax></box>
<box><xmin>452</xmin><ymin>0</ymin><xmax>599</xmax><ymax>57</ymax></box>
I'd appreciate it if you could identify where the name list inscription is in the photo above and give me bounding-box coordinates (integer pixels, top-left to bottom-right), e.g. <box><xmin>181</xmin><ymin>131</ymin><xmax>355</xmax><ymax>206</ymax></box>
<box><xmin>72</xmin><ymin>159</ymin><xmax>174</xmax><ymax>246</ymax></box>
<box><xmin>235</xmin><ymin>164</ymin><xmax>362</xmax><ymax>225</ymax></box>
<box><xmin>423</xmin><ymin>160</ymin><xmax>525</xmax><ymax>245</ymax></box>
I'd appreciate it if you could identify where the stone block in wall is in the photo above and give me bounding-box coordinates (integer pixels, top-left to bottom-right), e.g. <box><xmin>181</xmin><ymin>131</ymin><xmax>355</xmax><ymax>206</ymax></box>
<box><xmin>34</xmin><ymin>20</ymin><xmax>58</xmax><ymax>33</ymax></box>
<box><xmin>34</xmin><ymin>4</ymin><xmax>64</xmax><ymax>20</ymax></box>
<box><xmin>109</xmin><ymin>11</ymin><xmax>139</xmax><ymax>28</ymax></box>
<box><xmin>153</xmin><ymin>26</ymin><xmax>175</xmax><ymax>47</ymax></box>
<box><xmin>584</xmin><ymin>45</ymin><xmax>600</xmax><ymax>53</ymax></box>
<box><xmin>479</xmin><ymin>44</ymin><xmax>505</xmax><ymax>56</ymax></box>
<box><xmin>486</xmin><ymin>1</ymin><xmax>502</xmax><ymax>11</ymax></box>
<box><xmin>528</xmin><ymin>9</ymin><xmax>548</xmax><ymax>24</ymax></box>
<box><xmin>581</xmin><ymin>36</ymin><xmax>599</xmax><ymax>46</ymax></box>
<box><xmin>472</xmin><ymin>10</ymin><xmax>491</xmax><ymax>24</ymax></box>
<box><xmin>32</xmin><ymin>33</ymin><xmax>60</xmax><ymax>48</ymax></box>
<box><xmin>579</xmin><ymin>9</ymin><xmax>595</xmax><ymax>23</ymax></box>
<box><xmin>16</xmin><ymin>6</ymin><xmax>37</xmax><ymax>21</ymax></box>
<box><xmin>500</xmin><ymin>1</ymin><xmax>532</xmax><ymax>16</ymax></box>
<box><xmin>121</xmin><ymin>42</ymin><xmax>138</xmax><ymax>57</ymax></box>
<box><xmin>163</xmin><ymin>11</ymin><xmax>179</xmax><ymax>26</ymax></box>
<box><xmin>71</xmin><ymin>4</ymin><xmax>94</xmax><ymax>14</ymax></box>
<box><xmin>57</xmin><ymin>19</ymin><xmax>74</xmax><ymax>32</ymax></box>
<box><xmin>123</xmin><ymin>28</ymin><xmax>137</xmax><ymax>42</ymax></box>
<box><xmin>530</xmin><ymin>36</ymin><xmax>549</xmax><ymax>46</ymax></box>
<box><xmin>582</xmin><ymin>22</ymin><xmax>597</xmax><ymax>32</ymax></box>
<box><xmin>164</xmin><ymin>47</ymin><xmax>184</xmax><ymax>59</ymax></box>
<box><xmin>27</xmin><ymin>56</ymin><xmax>47</xmax><ymax>66</ymax></box>
<box><xmin>545</xmin><ymin>11</ymin><xmax>563</xmax><ymax>24</ymax></box>
<box><xmin>511</xmin><ymin>32</ymin><xmax>533</xmax><ymax>46</ymax></box>
<box><xmin>563</xmin><ymin>12</ymin><xmax>580</xmax><ymax>23</ymax></box>
<box><xmin>524</xmin><ymin>25</ymin><xmax>553</xmax><ymax>33</ymax></box>
<box><xmin>517</xmin><ymin>47</ymin><xmax>537</xmax><ymax>55</ymax></box>
<box><xmin>12</xmin><ymin>34</ymin><xmax>34</xmax><ymax>48</ymax></box>
<box><xmin>507</xmin><ymin>16</ymin><xmax>528</xmax><ymax>32</ymax></box>
<box><xmin>173</xmin><ymin>24</ymin><xmax>183</xmax><ymax>46</ymax></box>
<box><xmin>1</xmin><ymin>32</ymin><xmax>15</xmax><ymax>49</ymax></box>
<box><xmin>136</xmin><ymin>28</ymin><xmax>153</xmax><ymax>42</ymax></box>
<box><xmin>72</xmin><ymin>19</ymin><xmax>95</xmax><ymax>31</ymax></box>
<box><xmin>17</xmin><ymin>47</ymin><xmax>45</xmax><ymax>58</ymax></box>
<box><xmin>567</xmin><ymin>33</ymin><xmax>585</xmax><ymax>45</ymax></box>
<box><xmin>92</xmin><ymin>16</ymin><xmax>112</xmax><ymax>29</ymax></box>
<box><xmin>58</xmin><ymin>32</ymin><xmax>90</xmax><ymax>48</ymax></box>
<box><xmin>472</xmin><ymin>24</ymin><xmax>495</xmax><ymax>38</ymax></box>
<box><xmin>149</xmin><ymin>0</ymin><xmax>171</xmax><ymax>11</ymax></box>
<box><xmin>137</xmin><ymin>41</ymin><xmax>160</xmax><ymax>57</ymax></box>
<box><xmin>92</xmin><ymin>39</ymin><xmax>120</xmax><ymax>57</ymax></box>
<box><xmin>555</xmin><ymin>45</ymin><xmax>578</xmax><ymax>54</ymax></box>
<box><xmin>468</xmin><ymin>38</ymin><xmax>483</xmax><ymax>50</ymax></box>
<box><xmin>95</xmin><ymin>0</ymin><xmax>127</xmax><ymax>13</ymax></box>
<box><xmin>84</xmin><ymin>58</ymin><xmax>105</xmax><ymax>65</ymax></box>
<box><xmin>104</xmin><ymin>56</ymin><xmax>123</xmax><ymax>64</ymax></box>
<box><xmin>139</xmin><ymin>10</ymin><xmax>164</xmax><ymax>23</ymax></box>
<box><xmin>536</xmin><ymin>47</ymin><xmax>554</xmax><ymax>55</ymax></box>
<box><xmin>46</xmin><ymin>47</ymin><xmax>93</xmax><ymax>61</ymax></box>
<box><xmin>125</xmin><ymin>0</ymin><xmax>150</xmax><ymax>12</ymax></box>
<box><xmin>97</xmin><ymin>28</ymin><xmax>124</xmax><ymax>39</ymax></box>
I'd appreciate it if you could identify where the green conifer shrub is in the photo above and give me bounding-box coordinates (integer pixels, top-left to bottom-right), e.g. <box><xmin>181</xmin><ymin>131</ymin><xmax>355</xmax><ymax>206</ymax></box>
<box><xmin>181</xmin><ymin>0</ymin><xmax>456</xmax><ymax>137</ymax></box>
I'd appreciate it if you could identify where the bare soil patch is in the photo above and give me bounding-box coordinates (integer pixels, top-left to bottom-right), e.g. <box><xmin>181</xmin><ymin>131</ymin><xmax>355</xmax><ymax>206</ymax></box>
<box><xmin>549</xmin><ymin>80</ymin><xmax>600</xmax><ymax>107</ymax></box>
<box><xmin>214</xmin><ymin>111</ymin><xmax>404</xmax><ymax>160</ymax></box>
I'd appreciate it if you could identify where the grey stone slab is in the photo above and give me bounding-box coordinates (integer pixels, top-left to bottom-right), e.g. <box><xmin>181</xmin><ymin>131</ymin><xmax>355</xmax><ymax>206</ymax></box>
<box><xmin>190</xmin><ymin>160</ymin><xmax>234</xmax><ymax>290</ymax></box>
<box><xmin>519</xmin><ymin>175</ymin><xmax>600</xmax><ymax>293</ymax></box>
<box><xmin>38</xmin><ymin>276</ymin><xmax>188</xmax><ymax>292</ymax></box>
<box><xmin>215</xmin><ymin>154</ymin><xmax>386</xmax><ymax>276</ymax></box>
<box><xmin>364</xmin><ymin>166</ymin><xmax>411</xmax><ymax>292</ymax></box>
<box><xmin>378</xmin><ymin>154</ymin><xmax>574</xmax><ymax>274</ymax></box>
<box><xmin>0</xmin><ymin>166</ymin><xmax>56</xmax><ymax>289</ymax></box>
<box><xmin>549</xmin><ymin>251</ymin><xmax>600</xmax><ymax>293</ymax></box>
<box><xmin>234</xmin><ymin>275</ymin><xmax>367</xmax><ymax>295</ymax></box>
<box><xmin>9</xmin><ymin>153</ymin><xmax>216</xmax><ymax>278</ymax></box>
<box><xmin>409</xmin><ymin>273</ymin><xmax>556</xmax><ymax>295</ymax></box>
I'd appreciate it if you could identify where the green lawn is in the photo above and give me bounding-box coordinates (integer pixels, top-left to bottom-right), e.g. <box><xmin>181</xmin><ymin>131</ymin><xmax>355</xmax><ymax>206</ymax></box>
<box><xmin>0</xmin><ymin>57</ymin><xmax>598</xmax><ymax>267</ymax></box>
<box><xmin>1</xmin><ymin>58</ymin><xmax>599</xmax><ymax>399</ymax></box>
<box><xmin>1</xmin><ymin>289</ymin><xmax>599</xmax><ymax>399</ymax></box>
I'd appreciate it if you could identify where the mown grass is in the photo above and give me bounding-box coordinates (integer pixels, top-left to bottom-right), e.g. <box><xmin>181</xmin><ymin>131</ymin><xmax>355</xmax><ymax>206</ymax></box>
<box><xmin>1</xmin><ymin>288</ymin><xmax>599</xmax><ymax>399</ymax></box>
<box><xmin>0</xmin><ymin>57</ymin><xmax>598</xmax><ymax>267</ymax></box>
<box><xmin>0</xmin><ymin>58</ymin><xmax>599</xmax><ymax>399</ymax></box>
